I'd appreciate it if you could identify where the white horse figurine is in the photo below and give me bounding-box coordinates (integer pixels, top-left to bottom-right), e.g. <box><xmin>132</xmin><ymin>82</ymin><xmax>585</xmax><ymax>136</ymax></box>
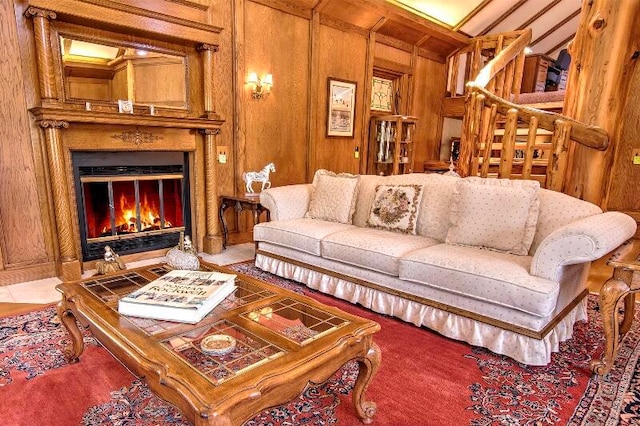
<box><xmin>243</xmin><ymin>163</ymin><xmax>276</xmax><ymax>193</ymax></box>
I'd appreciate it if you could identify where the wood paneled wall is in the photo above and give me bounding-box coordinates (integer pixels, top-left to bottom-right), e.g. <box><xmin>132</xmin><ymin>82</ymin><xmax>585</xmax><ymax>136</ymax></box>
<box><xmin>412</xmin><ymin>56</ymin><xmax>447</xmax><ymax>171</ymax></box>
<box><xmin>313</xmin><ymin>24</ymin><xmax>368</xmax><ymax>175</ymax></box>
<box><xmin>238</xmin><ymin>1</ymin><xmax>309</xmax><ymax>192</ymax></box>
<box><xmin>0</xmin><ymin>0</ymin><xmax>53</xmax><ymax>282</ymax></box>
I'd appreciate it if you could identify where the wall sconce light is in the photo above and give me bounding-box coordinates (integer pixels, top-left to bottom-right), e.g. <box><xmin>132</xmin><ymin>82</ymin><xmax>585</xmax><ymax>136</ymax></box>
<box><xmin>247</xmin><ymin>72</ymin><xmax>273</xmax><ymax>99</ymax></box>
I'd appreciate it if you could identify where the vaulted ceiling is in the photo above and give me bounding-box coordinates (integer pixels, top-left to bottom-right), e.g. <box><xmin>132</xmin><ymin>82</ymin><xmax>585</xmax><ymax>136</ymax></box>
<box><xmin>275</xmin><ymin>0</ymin><xmax>582</xmax><ymax>62</ymax></box>
<box><xmin>394</xmin><ymin>0</ymin><xmax>581</xmax><ymax>58</ymax></box>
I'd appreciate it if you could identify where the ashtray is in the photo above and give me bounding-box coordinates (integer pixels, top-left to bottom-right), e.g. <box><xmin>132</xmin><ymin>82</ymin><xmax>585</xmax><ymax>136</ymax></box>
<box><xmin>200</xmin><ymin>334</ymin><xmax>236</xmax><ymax>356</ymax></box>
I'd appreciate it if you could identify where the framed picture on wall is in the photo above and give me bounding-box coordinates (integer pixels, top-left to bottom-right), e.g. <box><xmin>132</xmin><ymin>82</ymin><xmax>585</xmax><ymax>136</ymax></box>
<box><xmin>327</xmin><ymin>78</ymin><xmax>357</xmax><ymax>137</ymax></box>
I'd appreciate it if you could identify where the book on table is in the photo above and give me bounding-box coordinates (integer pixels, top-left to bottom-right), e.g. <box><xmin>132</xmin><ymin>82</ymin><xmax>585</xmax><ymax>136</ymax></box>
<box><xmin>118</xmin><ymin>269</ymin><xmax>237</xmax><ymax>323</ymax></box>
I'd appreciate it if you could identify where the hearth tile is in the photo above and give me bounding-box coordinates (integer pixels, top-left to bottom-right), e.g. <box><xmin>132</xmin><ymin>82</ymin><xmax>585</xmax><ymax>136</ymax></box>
<box><xmin>0</xmin><ymin>286</ymin><xmax>16</xmax><ymax>303</ymax></box>
<box><xmin>6</xmin><ymin>277</ymin><xmax>61</xmax><ymax>304</ymax></box>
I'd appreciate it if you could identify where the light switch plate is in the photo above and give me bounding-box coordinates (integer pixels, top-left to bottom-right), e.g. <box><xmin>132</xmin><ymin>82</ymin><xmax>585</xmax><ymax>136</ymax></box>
<box><xmin>218</xmin><ymin>146</ymin><xmax>228</xmax><ymax>164</ymax></box>
<box><xmin>633</xmin><ymin>148</ymin><xmax>640</xmax><ymax>164</ymax></box>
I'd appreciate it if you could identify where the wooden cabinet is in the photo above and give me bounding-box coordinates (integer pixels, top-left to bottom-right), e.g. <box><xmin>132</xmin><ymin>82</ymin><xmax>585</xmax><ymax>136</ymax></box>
<box><xmin>521</xmin><ymin>54</ymin><xmax>554</xmax><ymax>93</ymax></box>
<box><xmin>368</xmin><ymin>115</ymin><xmax>417</xmax><ymax>175</ymax></box>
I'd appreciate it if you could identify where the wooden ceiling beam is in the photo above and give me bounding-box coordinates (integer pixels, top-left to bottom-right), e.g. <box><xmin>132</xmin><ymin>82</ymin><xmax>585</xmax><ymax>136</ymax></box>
<box><xmin>479</xmin><ymin>0</ymin><xmax>528</xmax><ymax>36</ymax></box>
<box><xmin>531</xmin><ymin>9</ymin><xmax>581</xmax><ymax>46</ymax></box>
<box><xmin>453</xmin><ymin>0</ymin><xmax>493</xmax><ymax>32</ymax></box>
<box><xmin>517</xmin><ymin>0</ymin><xmax>562</xmax><ymax>30</ymax></box>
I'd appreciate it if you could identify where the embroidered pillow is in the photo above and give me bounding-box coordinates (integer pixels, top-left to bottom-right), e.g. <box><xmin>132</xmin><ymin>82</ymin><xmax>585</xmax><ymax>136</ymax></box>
<box><xmin>305</xmin><ymin>169</ymin><xmax>360</xmax><ymax>224</ymax></box>
<box><xmin>445</xmin><ymin>177</ymin><xmax>540</xmax><ymax>255</ymax></box>
<box><xmin>366</xmin><ymin>184</ymin><xmax>423</xmax><ymax>234</ymax></box>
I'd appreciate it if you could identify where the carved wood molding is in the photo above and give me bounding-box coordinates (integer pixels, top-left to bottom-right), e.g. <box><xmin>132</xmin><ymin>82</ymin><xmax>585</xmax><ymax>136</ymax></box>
<box><xmin>200</xmin><ymin>128</ymin><xmax>222</xmax><ymax>135</ymax></box>
<box><xmin>197</xmin><ymin>43</ymin><xmax>219</xmax><ymax>52</ymax></box>
<box><xmin>27</xmin><ymin>0</ymin><xmax>221</xmax><ymax>44</ymax></box>
<box><xmin>38</xmin><ymin>120</ymin><xmax>69</xmax><ymax>129</ymax></box>
<box><xmin>111</xmin><ymin>129</ymin><xmax>162</xmax><ymax>146</ymax></box>
<box><xmin>24</xmin><ymin>7</ymin><xmax>57</xmax><ymax>20</ymax></box>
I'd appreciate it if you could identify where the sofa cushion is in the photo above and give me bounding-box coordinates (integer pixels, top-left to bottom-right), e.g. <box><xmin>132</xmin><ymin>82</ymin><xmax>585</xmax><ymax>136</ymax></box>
<box><xmin>366</xmin><ymin>184</ymin><xmax>423</xmax><ymax>234</ymax></box>
<box><xmin>399</xmin><ymin>244</ymin><xmax>559</xmax><ymax>317</ymax></box>
<box><xmin>321</xmin><ymin>227</ymin><xmax>438</xmax><ymax>275</ymax></box>
<box><xmin>254</xmin><ymin>218</ymin><xmax>355</xmax><ymax>256</ymax></box>
<box><xmin>305</xmin><ymin>169</ymin><xmax>360</xmax><ymax>224</ymax></box>
<box><xmin>351</xmin><ymin>174</ymin><xmax>460</xmax><ymax>240</ymax></box>
<box><xmin>446</xmin><ymin>177</ymin><xmax>540</xmax><ymax>255</ymax></box>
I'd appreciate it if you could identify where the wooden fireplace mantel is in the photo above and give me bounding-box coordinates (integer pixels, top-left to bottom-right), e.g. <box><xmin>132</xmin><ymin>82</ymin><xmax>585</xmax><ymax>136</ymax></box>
<box><xmin>30</xmin><ymin>107</ymin><xmax>224</xmax><ymax>130</ymax></box>
<box><xmin>29</xmin><ymin>106</ymin><xmax>226</xmax><ymax>282</ymax></box>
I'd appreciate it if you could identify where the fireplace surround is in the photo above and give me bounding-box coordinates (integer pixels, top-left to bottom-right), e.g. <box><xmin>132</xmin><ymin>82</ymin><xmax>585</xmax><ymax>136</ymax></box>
<box><xmin>23</xmin><ymin>4</ymin><xmax>225</xmax><ymax>281</ymax></box>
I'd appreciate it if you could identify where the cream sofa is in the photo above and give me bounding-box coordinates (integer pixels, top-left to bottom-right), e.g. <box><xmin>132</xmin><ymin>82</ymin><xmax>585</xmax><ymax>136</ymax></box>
<box><xmin>253</xmin><ymin>171</ymin><xmax>636</xmax><ymax>365</ymax></box>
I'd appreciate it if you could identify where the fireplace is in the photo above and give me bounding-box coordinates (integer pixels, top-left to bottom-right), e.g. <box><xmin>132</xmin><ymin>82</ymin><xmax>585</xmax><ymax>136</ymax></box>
<box><xmin>73</xmin><ymin>151</ymin><xmax>190</xmax><ymax>261</ymax></box>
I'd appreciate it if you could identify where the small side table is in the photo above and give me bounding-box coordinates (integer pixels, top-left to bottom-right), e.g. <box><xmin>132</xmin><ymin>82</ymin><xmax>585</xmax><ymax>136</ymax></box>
<box><xmin>219</xmin><ymin>195</ymin><xmax>269</xmax><ymax>249</ymax></box>
<box><xmin>590</xmin><ymin>239</ymin><xmax>640</xmax><ymax>376</ymax></box>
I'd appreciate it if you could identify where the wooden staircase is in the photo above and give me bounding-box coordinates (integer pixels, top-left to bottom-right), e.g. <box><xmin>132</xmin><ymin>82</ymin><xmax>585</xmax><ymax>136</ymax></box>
<box><xmin>446</xmin><ymin>29</ymin><xmax>609</xmax><ymax>191</ymax></box>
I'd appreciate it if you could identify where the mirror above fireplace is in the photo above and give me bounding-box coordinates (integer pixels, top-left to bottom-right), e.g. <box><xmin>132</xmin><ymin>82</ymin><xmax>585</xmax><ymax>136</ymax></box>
<box><xmin>59</xmin><ymin>36</ymin><xmax>188</xmax><ymax>110</ymax></box>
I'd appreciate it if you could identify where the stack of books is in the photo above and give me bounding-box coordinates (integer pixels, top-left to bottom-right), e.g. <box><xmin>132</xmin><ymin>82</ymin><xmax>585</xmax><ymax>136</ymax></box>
<box><xmin>118</xmin><ymin>270</ymin><xmax>237</xmax><ymax>324</ymax></box>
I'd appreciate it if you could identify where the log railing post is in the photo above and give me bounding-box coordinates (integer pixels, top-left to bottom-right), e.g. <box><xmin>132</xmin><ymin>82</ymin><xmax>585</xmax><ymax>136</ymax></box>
<box><xmin>498</xmin><ymin>109</ymin><xmax>519</xmax><ymax>178</ymax></box>
<box><xmin>546</xmin><ymin>120</ymin><xmax>572</xmax><ymax>191</ymax></box>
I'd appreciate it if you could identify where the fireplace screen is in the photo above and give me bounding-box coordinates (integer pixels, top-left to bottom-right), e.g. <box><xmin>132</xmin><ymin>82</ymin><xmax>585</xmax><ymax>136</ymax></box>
<box><xmin>73</xmin><ymin>152</ymin><xmax>190</xmax><ymax>261</ymax></box>
<box><xmin>82</xmin><ymin>175</ymin><xmax>184</xmax><ymax>240</ymax></box>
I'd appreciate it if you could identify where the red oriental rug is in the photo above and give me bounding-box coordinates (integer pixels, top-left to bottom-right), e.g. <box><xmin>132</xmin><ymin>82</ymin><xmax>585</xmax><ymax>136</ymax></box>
<box><xmin>1</xmin><ymin>262</ymin><xmax>639</xmax><ymax>425</ymax></box>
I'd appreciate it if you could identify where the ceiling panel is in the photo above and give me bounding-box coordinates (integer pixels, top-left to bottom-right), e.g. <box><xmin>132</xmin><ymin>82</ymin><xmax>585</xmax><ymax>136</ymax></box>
<box><xmin>488</xmin><ymin>0</ymin><xmax>556</xmax><ymax>35</ymax></box>
<box><xmin>377</xmin><ymin>19</ymin><xmax>427</xmax><ymax>44</ymax></box>
<box><xmin>389</xmin><ymin>0</ymin><xmax>484</xmax><ymax>27</ymax></box>
<box><xmin>533</xmin><ymin>13</ymin><xmax>580</xmax><ymax>57</ymax></box>
<box><xmin>321</xmin><ymin>1</ymin><xmax>383</xmax><ymax>29</ymax></box>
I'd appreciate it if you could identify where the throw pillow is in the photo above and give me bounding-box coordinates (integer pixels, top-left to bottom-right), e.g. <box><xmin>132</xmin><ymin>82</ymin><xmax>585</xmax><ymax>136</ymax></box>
<box><xmin>305</xmin><ymin>169</ymin><xmax>360</xmax><ymax>224</ymax></box>
<box><xmin>445</xmin><ymin>177</ymin><xmax>540</xmax><ymax>255</ymax></box>
<box><xmin>366</xmin><ymin>184</ymin><xmax>424</xmax><ymax>234</ymax></box>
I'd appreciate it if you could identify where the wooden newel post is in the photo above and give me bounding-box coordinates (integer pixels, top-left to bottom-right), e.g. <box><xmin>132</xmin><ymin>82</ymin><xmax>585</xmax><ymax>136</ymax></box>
<box><xmin>24</xmin><ymin>7</ymin><xmax>58</xmax><ymax>103</ymax></box>
<box><xmin>201</xmin><ymin>128</ymin><xmax>223</xmax><ymax>254</ymax></box>
<box><xmin>198</xmin><ymin>43</ymin><xmax>220</xmax><ymax>120</ymax></box>
<box><xmin>39</xmin><ymin>120</ymin><xmax>82</xmax><ymax>281</ymax></box>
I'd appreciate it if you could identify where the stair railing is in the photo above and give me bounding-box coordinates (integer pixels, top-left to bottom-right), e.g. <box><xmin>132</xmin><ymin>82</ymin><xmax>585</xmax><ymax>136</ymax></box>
<box><xmin>456</xmin><ymin>30</ymin><xmax>609</xmax><ymax>191</ymax></box>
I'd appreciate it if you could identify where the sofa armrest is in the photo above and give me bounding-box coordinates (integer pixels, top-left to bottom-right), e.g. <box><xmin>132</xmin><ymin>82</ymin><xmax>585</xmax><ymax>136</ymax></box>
<box><xmin>530</xmin><ymin>211</ymin><xmax>637</xmax><ymax>281</ymax></box>
<box><xmin>259</xmin><ymin>184</ymin><xmax>313</xmax><ymax>221</ymax></box>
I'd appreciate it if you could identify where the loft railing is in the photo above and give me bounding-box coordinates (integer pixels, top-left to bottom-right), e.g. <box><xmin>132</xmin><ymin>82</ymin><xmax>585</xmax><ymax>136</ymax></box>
<box><xmin>447</xmin><ymin>29</ymin><xmax>530</xmax><ymax>101</ymax></box>
<box><xmin>453</xmin><ymin>30</ymin><xmax>609</xmax><ymax>191</ymax></box>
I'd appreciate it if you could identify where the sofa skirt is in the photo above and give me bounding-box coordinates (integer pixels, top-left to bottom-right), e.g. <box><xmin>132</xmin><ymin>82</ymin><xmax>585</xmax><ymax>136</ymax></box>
<box><xmin>255</xmin><ymin>252</ymin><xmax>588</xmax><ymax>366</ymax></box>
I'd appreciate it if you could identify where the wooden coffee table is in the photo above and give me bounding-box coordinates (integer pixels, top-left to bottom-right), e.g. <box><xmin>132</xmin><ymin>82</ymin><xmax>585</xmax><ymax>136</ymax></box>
<box><xmin>56</xmin><ymin>261</ymin><xmax>381</xmax><ymax>425</ymax></box>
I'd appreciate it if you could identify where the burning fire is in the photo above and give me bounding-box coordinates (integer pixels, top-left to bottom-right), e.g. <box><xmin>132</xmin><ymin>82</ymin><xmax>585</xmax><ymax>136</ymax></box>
<box><xmin>101</xmin><ymin>192</ymin><xmax>172</xmax><ymax>235</ymax></box>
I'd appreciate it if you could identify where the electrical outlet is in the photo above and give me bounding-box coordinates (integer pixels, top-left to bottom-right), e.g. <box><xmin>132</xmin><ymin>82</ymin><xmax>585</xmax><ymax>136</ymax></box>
<box><xmin>218</xmin><ymin>146</ymin><xmax>228</xmax><ymax>164</ymax></box>
<box><xmin>633</xmin><ymin>148</ymin><xmax>640</xmax><ymax>165</ymax></box>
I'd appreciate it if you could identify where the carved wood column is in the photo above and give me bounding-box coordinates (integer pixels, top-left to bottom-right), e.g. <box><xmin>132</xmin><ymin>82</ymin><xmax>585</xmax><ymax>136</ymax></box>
<box><xmin>201</xmin><ymin>128</ymin><xmax>223</xmax><ymax>254</ymax></box>
<box><xmin>39</xmin><ymin>120</ymin><xmax>82</xmax><ymax>281</ymax></box>
<box><xmin>24</xmin><ymin>7</ymin><xmax>58</xmax><ymax>103</ymax></box>
<box><xmin>198</xmin><ymin>43</ymin><xmax>220</xmax><ymax>120</ymax></box>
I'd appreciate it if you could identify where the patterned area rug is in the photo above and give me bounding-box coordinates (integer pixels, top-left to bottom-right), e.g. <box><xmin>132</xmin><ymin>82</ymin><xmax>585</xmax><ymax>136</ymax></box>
<box><xmin>1</xmin><ymin>262</ymin><xmax>639</xmax><ymax>425</ymax></box>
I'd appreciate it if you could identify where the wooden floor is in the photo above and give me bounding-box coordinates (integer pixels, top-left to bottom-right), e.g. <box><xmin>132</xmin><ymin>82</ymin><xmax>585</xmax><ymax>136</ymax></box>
<box><xmin>0</xmin><ymin>232</ymin><xmax>616</xmax><ymax>318</ymax></box>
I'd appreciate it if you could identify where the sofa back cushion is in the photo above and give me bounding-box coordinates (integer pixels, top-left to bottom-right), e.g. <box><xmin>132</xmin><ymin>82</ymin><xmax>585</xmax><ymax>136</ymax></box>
<box><xmin>352</xmin><ymin>173</ymin><xmax>460</xmax><ymax>240</ymax></box>
<box><xmin>305</xmin><ymin>169</ymin><xmax>360</xmax><ymax>224</ymax></box>
<box><xmin>529</xmin><ymin>188</ymin><xmax>603</xmax><ymax>253</ymax></box>
<box><xmin>445</xmin><ymin>177</ymin><xmax>540</xmax><ymax>255</ymax></box>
